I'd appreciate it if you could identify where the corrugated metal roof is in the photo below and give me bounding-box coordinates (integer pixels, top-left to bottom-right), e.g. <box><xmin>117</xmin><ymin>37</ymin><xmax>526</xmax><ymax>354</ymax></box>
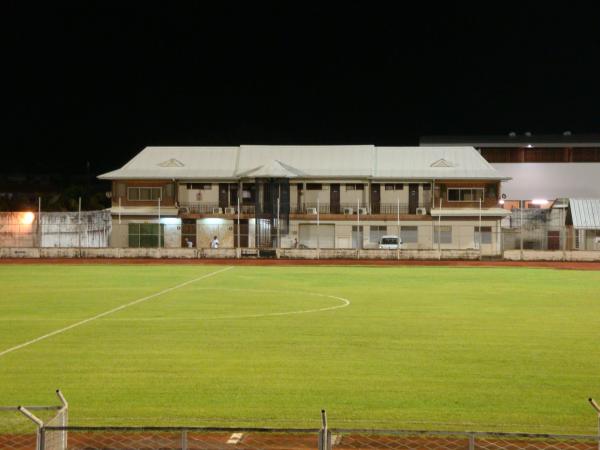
<box><xmin>98</xmin><ymin>145</ymin><xmax>505</xmax><ymax>180</ymax></box>
<box><xmin>569</xmin><ymin>199</ymin><xmax>600</xmax><ymax>230</ymax></box>
<box><xmin>99</xmin><ymin>147</ymin><xmax>239</xmax><ymax>179</ymax></box>
<box><xmin>375</xmin><ymin>146</ymin><xmax>502</xmax><ymax>179</ymax></box>
<box><xmin>237</xmin><ymin>145</ymin><xmax>374</xmax><ymax>177</ymax></box>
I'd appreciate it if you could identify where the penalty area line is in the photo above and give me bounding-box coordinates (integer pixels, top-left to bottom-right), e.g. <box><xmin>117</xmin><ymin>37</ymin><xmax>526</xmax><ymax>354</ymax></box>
<box><xmin>0</xmin><ymin>266</ymin><xmax>234</xmax><ymax>358</ymax></box>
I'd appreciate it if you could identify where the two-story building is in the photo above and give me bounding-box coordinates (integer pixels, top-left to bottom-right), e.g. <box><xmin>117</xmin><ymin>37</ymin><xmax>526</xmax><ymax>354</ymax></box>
<box><xmin>98</xmin><ymin>145</ymin><xmax>510</xmax><ymax>255</ymax></box>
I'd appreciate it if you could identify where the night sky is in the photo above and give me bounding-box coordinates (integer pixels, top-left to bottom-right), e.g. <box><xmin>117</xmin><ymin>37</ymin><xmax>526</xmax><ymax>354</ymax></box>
<box><xmin>4</xmin><ymin>4</ymin><xmax>600</xmax><ymax>175</ymax></box>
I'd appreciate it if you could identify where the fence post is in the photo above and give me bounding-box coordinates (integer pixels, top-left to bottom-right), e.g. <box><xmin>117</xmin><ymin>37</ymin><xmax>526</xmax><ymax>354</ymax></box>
<box><xmin>181</xmin><ymin>429</ymin><xmax>188</xmax><ymax>450</ymax></box>
<box><xmin>468</xmin><ymin>433</ymin><xmax>475</xmax><ymax>450</ymax></box>
<box><xmin>18</xmin><ymin>406</ymin><xmax>44</xmax><ymax>450</ymax></box>
<box><xmin>319</xmin><ymin>409</ymin><xmax>331</xmax><ymax>450</ymax></box>
<box><xmin>589</xmin><ymin>398</ymin><xmax>600</xmax><ymax>450</ymax></box>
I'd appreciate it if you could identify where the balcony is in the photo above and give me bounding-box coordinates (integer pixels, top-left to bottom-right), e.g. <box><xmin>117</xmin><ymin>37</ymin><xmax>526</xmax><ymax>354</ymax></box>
<box><xmin>292</xmin><ymin>203</ymin><xmax>430</xmax><ymax>215</ymax></box>
<box><xmin>178</xmin><ymin>202</ymin><xmax>255</xmax><ymax>215</ymax></box>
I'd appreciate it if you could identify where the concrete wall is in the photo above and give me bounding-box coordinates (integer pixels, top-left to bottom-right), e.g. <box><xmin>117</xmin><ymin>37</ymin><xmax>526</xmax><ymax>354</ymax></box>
<box><xmin>278</xmin><ymin>248</ymin><xmax>482</xmax><ymax>260</ymax></box>
<box><xmin>504</xmin><ymin>250</ymin><xmax>600</xmax><ymax>261</ymax></box>
<box><xmin>2</xmin><ymin>246</ymin><xmax>599</xmax><ymax>261</ymax></box>
<box><xmin>197</xmin><ymin>219</ymin><xmax>234</xmax><ymax>248</ymax></box>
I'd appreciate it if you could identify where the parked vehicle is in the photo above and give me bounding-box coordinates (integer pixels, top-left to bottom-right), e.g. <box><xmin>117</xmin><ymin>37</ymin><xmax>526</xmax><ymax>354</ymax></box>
<box><xmin>378</xmin><ymin>235</ymin><xmax>402</xmax><ymax>249</ymax></box>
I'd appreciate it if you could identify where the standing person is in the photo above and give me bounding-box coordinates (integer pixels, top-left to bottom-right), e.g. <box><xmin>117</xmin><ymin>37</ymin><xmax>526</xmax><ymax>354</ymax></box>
<box><xmin>211</xmin><ymin>235</ymin><xmax>220</xmax><ymax>249</ymax></box>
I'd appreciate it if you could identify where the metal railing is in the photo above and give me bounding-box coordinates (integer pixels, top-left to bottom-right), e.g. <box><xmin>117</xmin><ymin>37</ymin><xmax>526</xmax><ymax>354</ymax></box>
<box><xmin>292</xmin><ymin>203</ymin><xmax>430</xmax><ymax>215</ymax></box>
<box><xmin>178</xmin><ymin>203</ymin><xmax>256</xmax><ymax>215</ymax></box>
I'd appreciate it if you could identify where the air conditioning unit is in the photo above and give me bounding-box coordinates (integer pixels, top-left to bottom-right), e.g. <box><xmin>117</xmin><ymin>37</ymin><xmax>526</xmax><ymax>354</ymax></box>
<box><xmin>358</xmin><ymin>207</ymin><xmax>368</xmax><ymax>215</ymax></box>
<box><xmin>212</xmin><ymin>207</ymin><xmax>223</xmax><ymax>214</ymax></box>
<box><xmin>343</xmin><ymin>207</ymin><xmax>353</xmax><ymax>215</ymax></box>
<box><xmin>306</xmin><ymin>207</ymin><xmax>318</xmax><ymax>215</ymax></box>
<box><xmin>416</xmin><ymin>207</ymin><xmax>427</xmax><ymax>215</ymax></box>
<box><xmin>224</xmin><ymin>207</ymin><xmax>236</xmax><ymax>214</ymax></box>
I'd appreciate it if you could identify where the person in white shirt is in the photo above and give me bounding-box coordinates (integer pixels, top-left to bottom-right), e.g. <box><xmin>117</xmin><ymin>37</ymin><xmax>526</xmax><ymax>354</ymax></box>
<box><xmin>210</xmin><ymin>236</ymin><xmax>220</xmax><ymax>249</ymax></box>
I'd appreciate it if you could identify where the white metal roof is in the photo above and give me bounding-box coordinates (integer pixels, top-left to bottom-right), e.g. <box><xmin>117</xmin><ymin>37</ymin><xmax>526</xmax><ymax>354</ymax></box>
<box><xmin>569</xmin><ymin>199</ymin><xmax>600</xmax><ymax>230</ymax></box>
<box><xmin>98</xmin><ymin>145</ymin><xmax>505</xmax><ymax>181</ymax></box>
<box><xmin>375</xmin><ymin>146</ymin><xmax>502</xmax><ymax>179</ymax></box>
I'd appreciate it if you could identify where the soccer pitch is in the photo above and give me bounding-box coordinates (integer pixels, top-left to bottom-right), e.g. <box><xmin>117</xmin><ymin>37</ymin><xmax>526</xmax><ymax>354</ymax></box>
<box><xmin>1</xmin><ymin>264</ymin><xmax>599</xmax><ymax>434</ymax></box>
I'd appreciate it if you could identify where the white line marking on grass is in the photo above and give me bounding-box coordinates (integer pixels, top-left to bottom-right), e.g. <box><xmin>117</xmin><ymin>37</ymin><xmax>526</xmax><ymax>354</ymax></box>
<box><xmin>0</xmin><ymin>266</ymin><xmax>234</xmax><ymax>358</ymax></box>
<box><xmin>95</xmin><ymin>287</ymin><xmax>351</xmax><ymax>321</ymax></box>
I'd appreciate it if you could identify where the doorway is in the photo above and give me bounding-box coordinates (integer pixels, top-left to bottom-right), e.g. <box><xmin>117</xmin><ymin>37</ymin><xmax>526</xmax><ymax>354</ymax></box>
<box><xmin>370</xmin><ymin>184</ymin><xmax>380</xmax><ymax>214</ymax></box>
<box><xmin>330</xmin><ymin>184</ymin><xmax>340</xmax><ymax>214</ymax></box>
<box><xmin>408</xmin><ymin>184</ymin><xmax>419</xmax><ymax>214</ymax></box>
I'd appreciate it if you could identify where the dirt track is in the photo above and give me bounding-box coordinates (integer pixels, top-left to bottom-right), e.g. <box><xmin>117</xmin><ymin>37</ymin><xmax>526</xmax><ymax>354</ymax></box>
<box><xmin>1</xmin><ymin>258</ymin><xmax>600</xmax><ymax>270</ymax></box>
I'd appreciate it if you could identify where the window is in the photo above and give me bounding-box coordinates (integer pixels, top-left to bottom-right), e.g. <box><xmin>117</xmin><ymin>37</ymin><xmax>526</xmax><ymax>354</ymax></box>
<box><xmin>370</xmin><ymin>225</ymin><xmax>387</xmax><ymax>243</ymax></box>
<box><xmin>422</xmin><ymin>184</ymin><xmax>431</xmax><ymax>191</ymax></box>
<box><xmin>433</xmin><ymin>225</ymin><xmax>452</xmax><ymax>244</ymax></box>
<box><xmin>306</xmin><ymin>183</ymin><xmax>322</xmax><ymax>190</ymax></box>
<box><xmin>128</xmin><ymin>223</ymin><xmax>164</xmax><ymax>247</ymax></box>
<box><xmin>241</xmin><ymin>183</ymin><xmax>256</xmax><ymax>204</ymax></box>
<box><xmin>186</xmin><ymin>183</ymin><xmax>212</xmax><ymax>190</ymax></box>
<box><xmin>384</xmin><ymin>183</ymin><xmax>404</xmax><ymax>190</ymax></box>
<box><xmin>475</xmin><ymin>226</ymin><xmax>492</xmax><ymax>244</ymax></box>
<box><xmin>400</xmin><ymin>226</ymin><xmax>418</xmax><ymax>243</ymax></box>
<box><xmin>346</xmin><ymin>184</ymin><xmax>364</xmax><ymax>191</ymax></box>
<box><xmin>447</xmin><ymin>188</ymin><xmax>484</xmax><ymax>202</ymax></box>
<box><xmin>127</xmin><ymin>187</ymin><xmax>162</xmax><ymax>201</ymax></box>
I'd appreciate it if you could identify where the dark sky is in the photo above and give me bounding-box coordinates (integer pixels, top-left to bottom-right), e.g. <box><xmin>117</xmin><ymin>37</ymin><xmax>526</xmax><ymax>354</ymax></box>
<box><xmin>4</xmin><ymin>4</ymin><xmax>600</xmax><ymax>175</ymax></box>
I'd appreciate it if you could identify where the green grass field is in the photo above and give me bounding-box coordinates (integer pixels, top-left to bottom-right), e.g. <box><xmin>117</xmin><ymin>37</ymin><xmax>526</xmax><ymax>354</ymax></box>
<box><xmin>1</xmin><ymin>264</ymin><xmax>599</xmax><ymax>434</ymax></box>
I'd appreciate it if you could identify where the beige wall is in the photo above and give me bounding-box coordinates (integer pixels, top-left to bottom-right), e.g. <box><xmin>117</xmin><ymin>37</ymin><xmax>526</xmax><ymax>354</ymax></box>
<box><xmin>196</xmin><ymin>219</ymin><xmax>234</xmax><ymax>248</ymax></box>
<box><xmin>286</xmin><ymin>218</ymin><xmax>502</xmax><ymax>254</ymax></box>
<box><xmin>177</xmin><ymin>183</ymin><xmax>220</xmax><ymax>204</ymax></box>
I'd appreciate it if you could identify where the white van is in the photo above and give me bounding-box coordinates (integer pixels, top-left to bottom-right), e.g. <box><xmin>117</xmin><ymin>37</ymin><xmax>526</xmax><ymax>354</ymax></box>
<box><xmin>378</xmin><ymin>235</ymin><xmax>402</xmax><ymax>249</ymax></box>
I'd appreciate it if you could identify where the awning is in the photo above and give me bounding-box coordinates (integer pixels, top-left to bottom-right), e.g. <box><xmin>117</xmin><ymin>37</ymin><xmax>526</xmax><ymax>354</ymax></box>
<box><xmin>569</xmin><ymin>199</ymin><xmax>600</xmax><ymax>230</ymax></box>
<box><xmin>430</xmin><ymin>208</ymin><xmax>511</xmax><ymax>217</ymax></box>
<box><xmin>109</xmin><ymin>206</ymin><xmax>179</xmax><ymax>216</ymax></box>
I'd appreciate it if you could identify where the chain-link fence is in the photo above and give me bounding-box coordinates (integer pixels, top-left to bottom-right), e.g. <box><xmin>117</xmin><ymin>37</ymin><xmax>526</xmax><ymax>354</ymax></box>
<box><xmin>3</xmin><ymin>400</ymin><xmax>599</xmax><ymax>450</ymax></box>
<box><xmin>327</xmin><ymin>429</ymin><xmax>599</xmax><ymax>450</ymax></box>
<box><xmin>32</xmin><ymin>426</ymin><xmax>600</xmax><ymax>450</ymax></box>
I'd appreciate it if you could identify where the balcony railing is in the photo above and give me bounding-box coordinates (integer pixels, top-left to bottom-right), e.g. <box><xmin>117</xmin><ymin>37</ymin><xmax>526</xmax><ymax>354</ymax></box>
<box><xmin>292</xmin><ymin>203</ymin><xmax>430</xmax><ymax>215</ymax></box>
<box><xmin>179</xmin><ymin>201</ymin><xmax>432</xmax><ymax>216</ymax></box>
<box><xmin>178</xmin><ymin>202</ymin><xmax>256</xmax><ymax>215</ymax></box>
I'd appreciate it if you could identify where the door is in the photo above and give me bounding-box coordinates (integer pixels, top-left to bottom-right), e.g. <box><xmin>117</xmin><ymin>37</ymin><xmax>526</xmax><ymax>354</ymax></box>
<box><xmin>234</xmin><ymin>219</ymin><xmax>249</xmax><ymax>247</ymax></box>
<box><xmin>298</xmin><ymin>224</ymin><xmax>335</xmax><ymax>248</ymax></box>
<box><xmin>219</xmin><ymin>184</ymin><xmax>229</xmax><ymax>210</ymax></box>
<box><xmin>547</xmin><ymin>230</ymin><xmax>560</xmax><ymax>250</ymax></box>
<box><xmin>408</xmin><ymin>184</ymin><xmax>419</xmax><ymax>214</ymax></box>
<box><xmin>370</xmin><ymin>184</ymin><xmax>380</xmax><ymax>214</ymax></box>
<box><xmin>181</xmin><ymin>219</ymin><xmax>197</xmax><ymax>248</ymax></box>
<box><xmin>296</xmin><ymin>184</ymin><xmax>303</xmax><ymax>213</ymax></box>
<box><xmin>330</xmin><ymin>184</ymin><xmax>340</xmax><ymax>214</ymax></box>
<box><xmin>229</xmin><ymin>184</ymin><xmax>238</xmax><ymax>209</ymax></box>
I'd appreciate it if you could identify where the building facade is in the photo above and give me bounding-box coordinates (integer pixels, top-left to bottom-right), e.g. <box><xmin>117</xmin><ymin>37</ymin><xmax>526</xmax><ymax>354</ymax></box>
<box><xmin>420</xmin><ymin>134</ymin><xmax>600</xmax><ymax>209</ymax></box>
<box><xmin>99</xmin><ymin>145</ymin><xmax>510</xmax><ymax>255</ymax></box>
